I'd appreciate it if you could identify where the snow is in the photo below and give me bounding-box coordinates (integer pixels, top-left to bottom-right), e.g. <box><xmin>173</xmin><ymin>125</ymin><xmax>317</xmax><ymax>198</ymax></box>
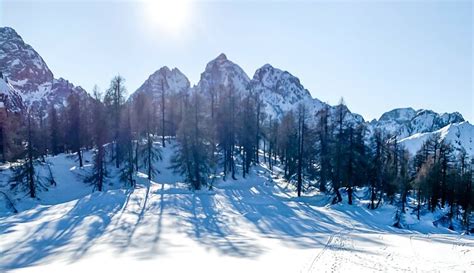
<box><xmin>0</xmin><ymin>142</ymin><xmax>472</xmax><ymax>272</ymax></box>
<box><xmin>370</xmin><ymin>108</ymin><xmax>465</xmax><ymax>139</ymax></box>
<box><xmin>130</xmin><ymin>66</ymin><xmax>190</xmax><ymax>103</ymax></box>
<box><xmin>0</xmin><ymin>77</ymin><xmax>23</xmax><ymax>112</ymax></box>
<box><xmin>7</xmin><ymin>79</ymin><xmax>27</xmax><ymax>88</ymax></box>
<box><xmin>400</xmin><ymin>121</ymin><xmax>474</xmax><ymax>157</ymax></box>
<box><xmin>196</xmin><ymin>53</ymin><xmax>250</xmax><ymax>97</ymax></box>
<box><xmin>249</xmin><ymin>63</ymin><xmax>324</xmax><ymax>119</ymax></box>
<box><xmin>10</xmin><ymin>59</ymin><xmax>21</xmax><ymax>67</ymax></box>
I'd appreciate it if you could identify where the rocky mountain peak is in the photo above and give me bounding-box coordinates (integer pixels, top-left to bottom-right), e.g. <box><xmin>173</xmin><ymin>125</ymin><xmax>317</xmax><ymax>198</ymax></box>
<box><xmin>379</xmin><ymin>107</ymin><xmax>416</xmax><ymax>122</ymax></box>
<box><xmin>0</xmin><ymin>27</ymin><xmax>21</xmax><ymax>40</ymax></box>
<box><xmin>0</xmin><ymin>27</ymin><xmax>53</xmax><ymax>94</ymax></box>
<box><xmin>370</xmin><ymin>107</ymin><xmax>465</xmax><ymax>139</ymax></box>
<box><xmin>0</xmin><ymin>27</ymin><xmax>93</xmax><ymax>113</ymax></box>
<box><xmin>130</xmin><ymin>66</ymin><xmax>190</xmax><ymax>103</ymax></box>
<box><xmin>197</xmin><ymin>53</ymin><xmax>250</xmax><ymax>95</ymax></box>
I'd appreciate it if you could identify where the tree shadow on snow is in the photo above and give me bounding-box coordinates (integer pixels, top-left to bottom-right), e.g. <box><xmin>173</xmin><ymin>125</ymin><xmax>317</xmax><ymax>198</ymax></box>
<box><xmin>179</xmin><ymin>192</ymin><xmax>265</xmax><ymax>258</ymax></box>
<box><xmin>0</xmin><ymin>190</ymin><xmax>129</xmax><ymax>271</ymax></box>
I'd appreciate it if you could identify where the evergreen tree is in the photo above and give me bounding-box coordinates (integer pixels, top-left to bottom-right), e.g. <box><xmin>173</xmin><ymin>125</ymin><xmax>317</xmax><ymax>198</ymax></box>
<box><xmin>104</xmin><ymin>75</ymin><xmax>126</xmax><ymax>168</ymax></box>
<box><xmin>170</xmin><ymin>91</ymin><xmax>210</xmax><ymax>190</ymax></box>
<box><xmin>330</xmin><ymin>98</ymin><xmax>348</xmax><ymax>203</ymax></box>
<box><xmin>49</xmin><ymin>105</ymin><xmax>61</xmax><ymax>156</ymax></box>
<box><xmin>316</xmin><ymin>105</ymin><xmax>331</xmax><ymax>193</ymax></box>
<box><xmin>238</xmin><ymin>90</ymin><xmax>258</xmax><ymax>177</ymax></box>
<box><xmin>66</xmin><ymin>93</ymin><xmax>83</xmax><ymax>167</ymax></box>
<box><xmin>296</xmin><ymin>104</ymin><xmax>306</xmax><ymax>197</ymax></box>
<box><xmin>87</xmin><ymin>87</ymin><xmax>107</xmax><ymax>191</ymax></box>
<box><xmin>216</xmin><ymin>84</ymin><xmax>238</xmax><ymax>180</ymax></box>
<box><xmin>138</xmin><ymin>100</ymin><xmax>162</xmax><ymax>180</ymax></box>
<box><xmin>120</xmin><ymin>105</ymin><xmax>135</xmax><ymax>187</ymax></box>
<box><xmin>10</xmin><ymin>113</ymin><xmax>36</xmax><ymax>198</ymax></box>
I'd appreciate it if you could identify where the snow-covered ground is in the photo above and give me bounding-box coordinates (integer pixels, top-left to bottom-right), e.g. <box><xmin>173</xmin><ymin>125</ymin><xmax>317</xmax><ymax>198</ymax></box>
<box><xmin>0</xmin><ymin>144</ymin><xmax>473</xmax><ymax>272</ymax></box>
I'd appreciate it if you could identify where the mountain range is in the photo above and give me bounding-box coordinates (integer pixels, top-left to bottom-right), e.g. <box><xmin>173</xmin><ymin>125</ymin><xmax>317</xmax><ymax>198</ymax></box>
<box><xmin>0</xmin><ymin>26</ymin><xmax>471</xmax><ymax>156</ymax></box>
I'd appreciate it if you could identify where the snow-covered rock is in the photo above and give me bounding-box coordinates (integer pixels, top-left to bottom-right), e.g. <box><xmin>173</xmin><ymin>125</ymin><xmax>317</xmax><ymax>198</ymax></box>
<box><xmin>196</xmin><ymin>53</ymin><xmax>250</xmax><ymax>97</ymax></box>
<box><xmin>0</xmin><ymin>27</ymin><xmax>53</xmax><ymax>93</ymax></box>
<box><xmin>249</xmin><ymin>64</ymin><xmax>324</xmax><ymax>119</ymax></box>
<box><xmin>130</xmin><ymin>66</ymin><xmax>190</xmax><ymax>103</ymax></box>
<box><xmin>0</xmin><ymin>27</ymin><xmax>90</xmax><ymax>112</ymax></box>
<box><xmin>369</xmin><ymin>108</ymin><xmax>464</xmax><ymax>139</ymax></box>
<box><xmin>0</xmin><ymin>75</ymin><xmax>23</xmax><ymax>112</ymax></box>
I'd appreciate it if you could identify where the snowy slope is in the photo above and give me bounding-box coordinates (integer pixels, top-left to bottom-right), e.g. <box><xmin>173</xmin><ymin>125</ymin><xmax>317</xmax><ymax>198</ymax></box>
<box><xmin>0</xmin><ymin>143</ymin><xmax>473</xmax><ymax>273</ymax></box>
<box><xmin>400</xmin><ymin>121</ymin><xmax>474</xmax><ymax>156</ymax></box>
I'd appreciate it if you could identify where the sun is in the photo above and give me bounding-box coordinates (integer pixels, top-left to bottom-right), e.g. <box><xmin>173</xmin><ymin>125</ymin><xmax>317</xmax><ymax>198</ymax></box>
<box><xmin>145</xmin><ymin>0</ymin><xmax>192</xmax><ymax>34</ymax></box>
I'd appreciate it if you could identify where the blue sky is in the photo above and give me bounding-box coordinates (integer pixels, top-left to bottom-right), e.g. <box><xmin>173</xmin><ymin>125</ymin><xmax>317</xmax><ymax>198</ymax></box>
<box><xmin>1</xmin><ymin>0</ymin><xmax>472</xmax><ymax>121</ymax></box>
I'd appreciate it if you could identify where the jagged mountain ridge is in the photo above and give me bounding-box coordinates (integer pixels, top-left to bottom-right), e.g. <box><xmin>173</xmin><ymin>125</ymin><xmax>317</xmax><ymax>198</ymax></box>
<box><xmin>0</xmin><ymin>26</ymin><xmax>468</xmax><ymax>155</ymax></box>
<box><xmin>130</xmin><ymin>66</ymin><xmax>190</xmax><ymax>102</ymax></box>
<box><xmin>133</xmin><ymin>53</ymin><xmax>468</xmax><ymax>155</ymax></box>
<box><xmin>0</xmin><ymin>27</ymin><xmax>90</xmax><ymax>112</ymax></box>
<box><xmin>368</xmin><ymin>107</ymin><xmax>465</xmax><ymax>139</ymax></box>
<box><xmin>400</xmin><ymin>121</ymin><xmax>474</xmax><ymax>157</ymax></box>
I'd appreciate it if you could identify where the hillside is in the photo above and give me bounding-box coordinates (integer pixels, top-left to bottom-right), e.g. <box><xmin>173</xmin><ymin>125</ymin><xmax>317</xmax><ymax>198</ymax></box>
<box><xmin>0</xmin><ymin>142</ymin><xmax>472</xmax><ymax>273</ymax></box>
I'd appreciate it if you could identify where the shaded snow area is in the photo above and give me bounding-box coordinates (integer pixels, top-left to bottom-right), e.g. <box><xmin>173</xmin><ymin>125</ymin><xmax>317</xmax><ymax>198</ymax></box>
<box><xmin>0</xmin><ymin>144</ymin><xmax>473</xmax><ymax>272</ymax></box>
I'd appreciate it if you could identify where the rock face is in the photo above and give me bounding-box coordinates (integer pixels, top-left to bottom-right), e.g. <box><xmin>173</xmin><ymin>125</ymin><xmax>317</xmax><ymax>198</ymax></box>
<box><xmin>0</xmin><ymin>27</ymin><xmax>90</xmax><ymax>112</ymax></box>
<box><xmin>0</xmin><ymin>27</ymin><xmax>53</xmax><ymax>93</ymax></box>
<box><xmin>0</xmin><ymin>75</ymin><xmax>22</xmax><ymax>112</ymax></box>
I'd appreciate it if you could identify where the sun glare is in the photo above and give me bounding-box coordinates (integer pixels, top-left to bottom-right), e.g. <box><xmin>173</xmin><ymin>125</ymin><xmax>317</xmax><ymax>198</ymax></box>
<box><xmin>145</xmin><ymin>0</ymin><xmax>191</xmax><ymax>34</ymax></box>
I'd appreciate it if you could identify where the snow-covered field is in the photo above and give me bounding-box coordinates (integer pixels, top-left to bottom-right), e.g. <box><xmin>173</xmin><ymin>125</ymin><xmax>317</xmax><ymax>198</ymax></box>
<box><xmin>0</xmin><ymin>144</ymin><xmax>473</xmax><ymax>273</ymax></box>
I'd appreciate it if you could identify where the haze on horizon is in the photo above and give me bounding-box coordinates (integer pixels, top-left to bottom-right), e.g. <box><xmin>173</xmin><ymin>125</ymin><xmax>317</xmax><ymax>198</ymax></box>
<box><xmin>1</xmin><ymin>0</ymin><xmax>472</xmax><ymax>122</ymax></box>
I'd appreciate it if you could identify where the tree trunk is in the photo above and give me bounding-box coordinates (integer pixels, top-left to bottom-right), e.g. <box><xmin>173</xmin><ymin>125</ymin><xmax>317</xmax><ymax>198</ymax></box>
<box><xmin>347</xmin><ymin>186</ymin><xmax>353</xmax><ymax>205</ymax></box>
<box><xmin>27</xmin><ymin>115</ymin><xmax>35</xmax><ymax>198</ymax></box>
<box><xmin>77</xmin><ymin>148</ymin><xmax>83</xmax><ymax>168</ymax></box>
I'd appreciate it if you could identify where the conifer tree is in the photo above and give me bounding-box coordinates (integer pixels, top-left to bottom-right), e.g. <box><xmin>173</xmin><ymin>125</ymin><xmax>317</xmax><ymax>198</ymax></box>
<box><xmin>170</xmin><ymin>91</ymin><xmax>210</xmax><ymax>190</ymax></box>
<box><xmin>87</xmin><ymin>87</ymin><xmax>107</xmax><ymax>191</ymax></box>
<box><xmin>104</xmin><ymin>75</ymin><xmax>126</xmax><ymax>168</ymax></box>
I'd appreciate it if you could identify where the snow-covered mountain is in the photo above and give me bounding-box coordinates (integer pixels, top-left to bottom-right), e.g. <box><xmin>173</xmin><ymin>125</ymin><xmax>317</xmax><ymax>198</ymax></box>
<box><xmin>368</xmin><ymin>108</ymin><xmax>464</xmax><ymax>139</ymax></box>
<box><xmin>133</xmin><ymin>54</ymin><xmax>366</xmax><ymax>125</ymax></box>
<box><xmin>1</xmin><ymin>25</ymin><xmax>467</xmax><ymax>154</ymax></box>
<box><xmin>249</xmin><ymin>64</ymin><xmax>325</xmax><ymax>119</ymax></box>
<box><xmin>130</xmin><ymin>66</ymin><xmax>190</xmax><ymax>103</ymax></box>
<box><xmin>195</xmin><ymin>53</ymin><xmax>250</xmax><ymax>97</ymax></box>
<box><xmin>248</xmin><ymin>63</ymin><xmax>364</xmax><ymax>124</ymax></box>
<box><xmin>0</xmin><ymin>27</ymin><xmax>90</xmax><ymax>112</ymax></box>
<box><xmin>400</xmin><ymin>121</ymin><xmax>474</xmax><ymax>157</ymax></box>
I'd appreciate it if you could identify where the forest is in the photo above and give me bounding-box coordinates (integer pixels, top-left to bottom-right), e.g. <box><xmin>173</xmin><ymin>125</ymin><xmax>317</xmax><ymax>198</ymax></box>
<box><xmin>1</xmin><ymin>75</ymin><xmax>473</xmax><ymax>233</ymax></box>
